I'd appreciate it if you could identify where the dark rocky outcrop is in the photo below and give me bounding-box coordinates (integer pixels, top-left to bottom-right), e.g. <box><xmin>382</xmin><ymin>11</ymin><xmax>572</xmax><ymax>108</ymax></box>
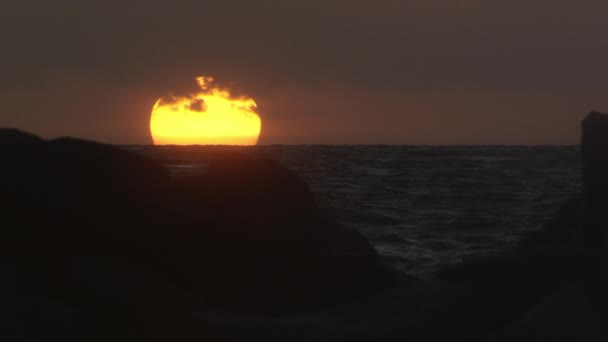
<box><xmin>170</xmin><ymin>153</ymin><xmax>399</xmax><ymax>313</ymax></box>
<box><xmin>431</xmin><ymin>111</ymin><xmax>608</xmax><ymax>341</ymax></box>
<box><xmin>484</xmin><ymin>110</ymin><xmax>608</xmax><ymax>341</ymax></box>
<box><xmin>581</xmin><ymin>111</ymin><xmax>608</xmax><ymax>324</ymax></box>
<box><xmin>517</xmin><ymin>195</ymin><xmax>583</xmax><ymax>251</ymax></box>
<box><xmin>1</xmin><ymin>129</ymin><xmax>398</xmax><ymax>340</ymax></box>
<box><xmin>432</xmin><ymin>247</ymin><xmax>588</xmax><ymax>341</ymax></box>
<box><xmin>6</xmin><ymin>109</ymin><xmax>608</xmax><ymax>341</ymax></box>
<box><xmin>582</xmin><ymin>111</ymin><xmax>608</xmax><ymax>249</ymax></box>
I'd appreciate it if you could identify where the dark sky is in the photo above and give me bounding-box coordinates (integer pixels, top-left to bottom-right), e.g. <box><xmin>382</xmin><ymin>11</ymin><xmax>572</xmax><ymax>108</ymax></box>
<box><xmin>1</xmin><ymin>0</ymin><xmax>606</xmax><ymax>144</ymax></box>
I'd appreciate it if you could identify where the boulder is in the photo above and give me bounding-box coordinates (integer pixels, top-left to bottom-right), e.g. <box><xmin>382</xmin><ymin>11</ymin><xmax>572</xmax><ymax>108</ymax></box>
<box><xmin>517</xmin><ymin>195</ymin><xmax>583</xmax><ymax>251</ymax></box>
<box><xmin>2</xmin><ymin>130</ymin><xmax>211</xmax><ymax>341</ymax></box>
<box><xmin>582</xmin><ymin>111</ymin><xmax>608</xmax><ymax>249</ymax></box>
<box><xmin>1</xmin><ymin>128</ymin><xmax>398</xmax><ymax>341</ymax></box>
<box><xmin>581</xmin><ymin>111</ymin><xmax>608</xmax><ymax>322</ymax></box>
<box><xmin>171</xmin><ymin>152</ymin><xmax>399</xmax><ymax>313</ymax></box>
<box><xmin>429</xmin><ymin>111</ymin><xmax>608</xmax><ymax>341</ymax></box>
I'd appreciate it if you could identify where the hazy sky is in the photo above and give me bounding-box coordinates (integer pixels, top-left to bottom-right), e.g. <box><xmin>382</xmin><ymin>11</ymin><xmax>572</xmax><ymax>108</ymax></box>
<box><xmin>1</xmin><ymin>0</ymin><xmax>606</xmax><ymax>144</ymax></box>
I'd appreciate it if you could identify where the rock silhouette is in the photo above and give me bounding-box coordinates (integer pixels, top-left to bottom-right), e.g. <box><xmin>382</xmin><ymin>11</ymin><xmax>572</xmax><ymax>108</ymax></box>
<box><xmin>1</xmin><ymin>129</ymin><xmax>398</xmax><ymax>340</ymax></box>
<box><xmin>517</xmin><ymin>195</ymin><xmax>583</xmax><ymax>251</ymax></box>
<box><xmin>582</xmin><ymin>111</ymin><xmax>608</xmax><ymax>249</ymax></box>
<box><xmin>485</xmin><ymin>110</ymin><xmax>608</xmax><ymax>341</ymax></box>
<box><xmin>581</xmin><ymin>110</ymin><xmax>608</xmax><ymax>325</ymax></box>
<box><xmin>428</xmin><ymin>111</ymin><xmax>608</xmax><ymax>341</ymax></box>
<box><xmin>4</xmin><ymin>110</ymin><xmax>608</xmax><ymax>341</ymax></box>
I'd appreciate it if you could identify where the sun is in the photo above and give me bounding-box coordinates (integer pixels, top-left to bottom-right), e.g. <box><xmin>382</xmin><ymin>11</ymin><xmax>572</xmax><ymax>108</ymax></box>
<box><xmin>150</xmin><ymin>76</ymin><xmax>261</xmax><ymax>145</ymax></box>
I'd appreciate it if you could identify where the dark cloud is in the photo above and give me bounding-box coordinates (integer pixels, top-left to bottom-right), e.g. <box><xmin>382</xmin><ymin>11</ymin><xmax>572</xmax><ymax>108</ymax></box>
<box><xmin>188</xmin><ymin>99</ymin><xmax>206</xmax><ymax>112</ymax></box>
<box><xmin>0</xmin><ymin>0</ymin><xmax>606</xmax><ymax>144</ymax></box>
<box><xmin>158</xmin><ymin>96</ymin><xmax>179</xmax><ymax>106</ymax></box>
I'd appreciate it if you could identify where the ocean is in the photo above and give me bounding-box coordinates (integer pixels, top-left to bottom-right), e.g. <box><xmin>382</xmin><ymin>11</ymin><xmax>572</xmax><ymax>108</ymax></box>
<box><xmin>132</xmin><ymin>145</ymin><xmax>581</xmax><ymax>279</ymax></box>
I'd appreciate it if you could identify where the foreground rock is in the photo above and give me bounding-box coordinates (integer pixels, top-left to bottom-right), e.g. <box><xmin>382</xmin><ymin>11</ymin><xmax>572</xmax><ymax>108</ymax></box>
<box><xmin>433</xmin><ymin>111</ymin><xmax>608</xmax><ymax>341</ymax></box>
<box><xmin>581</xmin><ymin>111</ymin><xmax>608</xmax><ymax>323</ymax></box>
<box><xmin>483</xmin><ymin>111</ymin><xmax>608</xmax><ymax>341</ymax></box>
<box><xmin>517</xmin><ymin>195</ymin><xmax>583</xmax><ymax>251</ymax></box>
<box><xmin>6</xmin><ymin>109</ymin><xmax>608</xmax><ymax>341</ymax></box>
<box><xmin>582</xmin><ymin>112</ymin><xmax>608</xmax><ymax>248</ymax></box>
<box><xmin>1</xmin><ymin>129</ymin><xmax>399</xmax><ymax>340</ymax></box>
<box><xmin>582</xmin><ymin>111</ymin><xmax>608</xmax><ymax>249</ymax></box>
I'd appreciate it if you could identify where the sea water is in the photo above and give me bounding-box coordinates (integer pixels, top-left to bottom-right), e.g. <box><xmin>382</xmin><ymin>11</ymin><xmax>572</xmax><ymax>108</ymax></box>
<box><xmin>132</xmin><ymin>145</ymin><xmax>581</xmax><ymax>278</ymax></box>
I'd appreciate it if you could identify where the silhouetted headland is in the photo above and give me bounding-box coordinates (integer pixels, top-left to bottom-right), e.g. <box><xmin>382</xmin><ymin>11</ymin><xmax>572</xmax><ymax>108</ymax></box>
<box><xmin>3</xmin><ymin>111</ymin><xmax>608</xmax><ymax>341</ymax></box>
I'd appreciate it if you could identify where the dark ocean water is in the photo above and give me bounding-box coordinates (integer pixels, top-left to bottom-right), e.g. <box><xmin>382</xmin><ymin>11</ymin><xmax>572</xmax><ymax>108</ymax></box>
<box><xmin>132</xmin><ymin>145</ymin><xmax>581</xmax><ymax>278</ymax></box>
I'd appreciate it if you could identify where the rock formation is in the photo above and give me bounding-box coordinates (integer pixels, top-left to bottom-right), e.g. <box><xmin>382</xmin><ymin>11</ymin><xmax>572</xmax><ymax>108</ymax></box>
<box><xmin>1</xmin><ymin>129</ymin><xmax>398</xmax><ymax>340</ymax></box>
<box><xmin>582</xmin><ymin>111</ymin><xmax>608</xmax><ymax>249</ymax></box>
<box><xmin>517</xmin><ymin>195</ymin><xmax>583</xmax><ymax>251</ymax></box>
<box><xmin>581</xmin><ymin>111</ymin><xmax>608</xmax><ymax>326</ymax></box>
<box><xmin>5</xmin><ymin>108</ymin><xmax>608</xmax><ymax>341</ymax></box>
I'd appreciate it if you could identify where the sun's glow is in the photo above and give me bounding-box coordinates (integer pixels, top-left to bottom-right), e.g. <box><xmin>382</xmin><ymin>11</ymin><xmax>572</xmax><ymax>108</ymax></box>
<box><xmin>150</xmin><ymin>76</ymin><xmax>261</xmax><ymax>145</ymax></box>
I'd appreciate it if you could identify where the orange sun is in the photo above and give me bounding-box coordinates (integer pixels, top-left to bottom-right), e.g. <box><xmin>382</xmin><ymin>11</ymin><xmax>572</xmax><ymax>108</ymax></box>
<box><xmin>150</xmin><ymin>76</ymin><xmax>261</xmax><ymax>145</ymax></box>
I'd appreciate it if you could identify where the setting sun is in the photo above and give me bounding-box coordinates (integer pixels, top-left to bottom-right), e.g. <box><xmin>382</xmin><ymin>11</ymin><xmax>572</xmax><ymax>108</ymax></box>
<box><xmin>150</xmin><ymin>76</ymin><xmax>261</xmax><ymax>145</ymax></box>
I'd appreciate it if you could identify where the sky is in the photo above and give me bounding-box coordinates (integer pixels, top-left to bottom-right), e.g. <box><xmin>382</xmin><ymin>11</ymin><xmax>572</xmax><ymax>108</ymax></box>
<box><xmin>1</xmin><ymin>0</ymin><xmax>607</xmax><ymax>145</ymax></box>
